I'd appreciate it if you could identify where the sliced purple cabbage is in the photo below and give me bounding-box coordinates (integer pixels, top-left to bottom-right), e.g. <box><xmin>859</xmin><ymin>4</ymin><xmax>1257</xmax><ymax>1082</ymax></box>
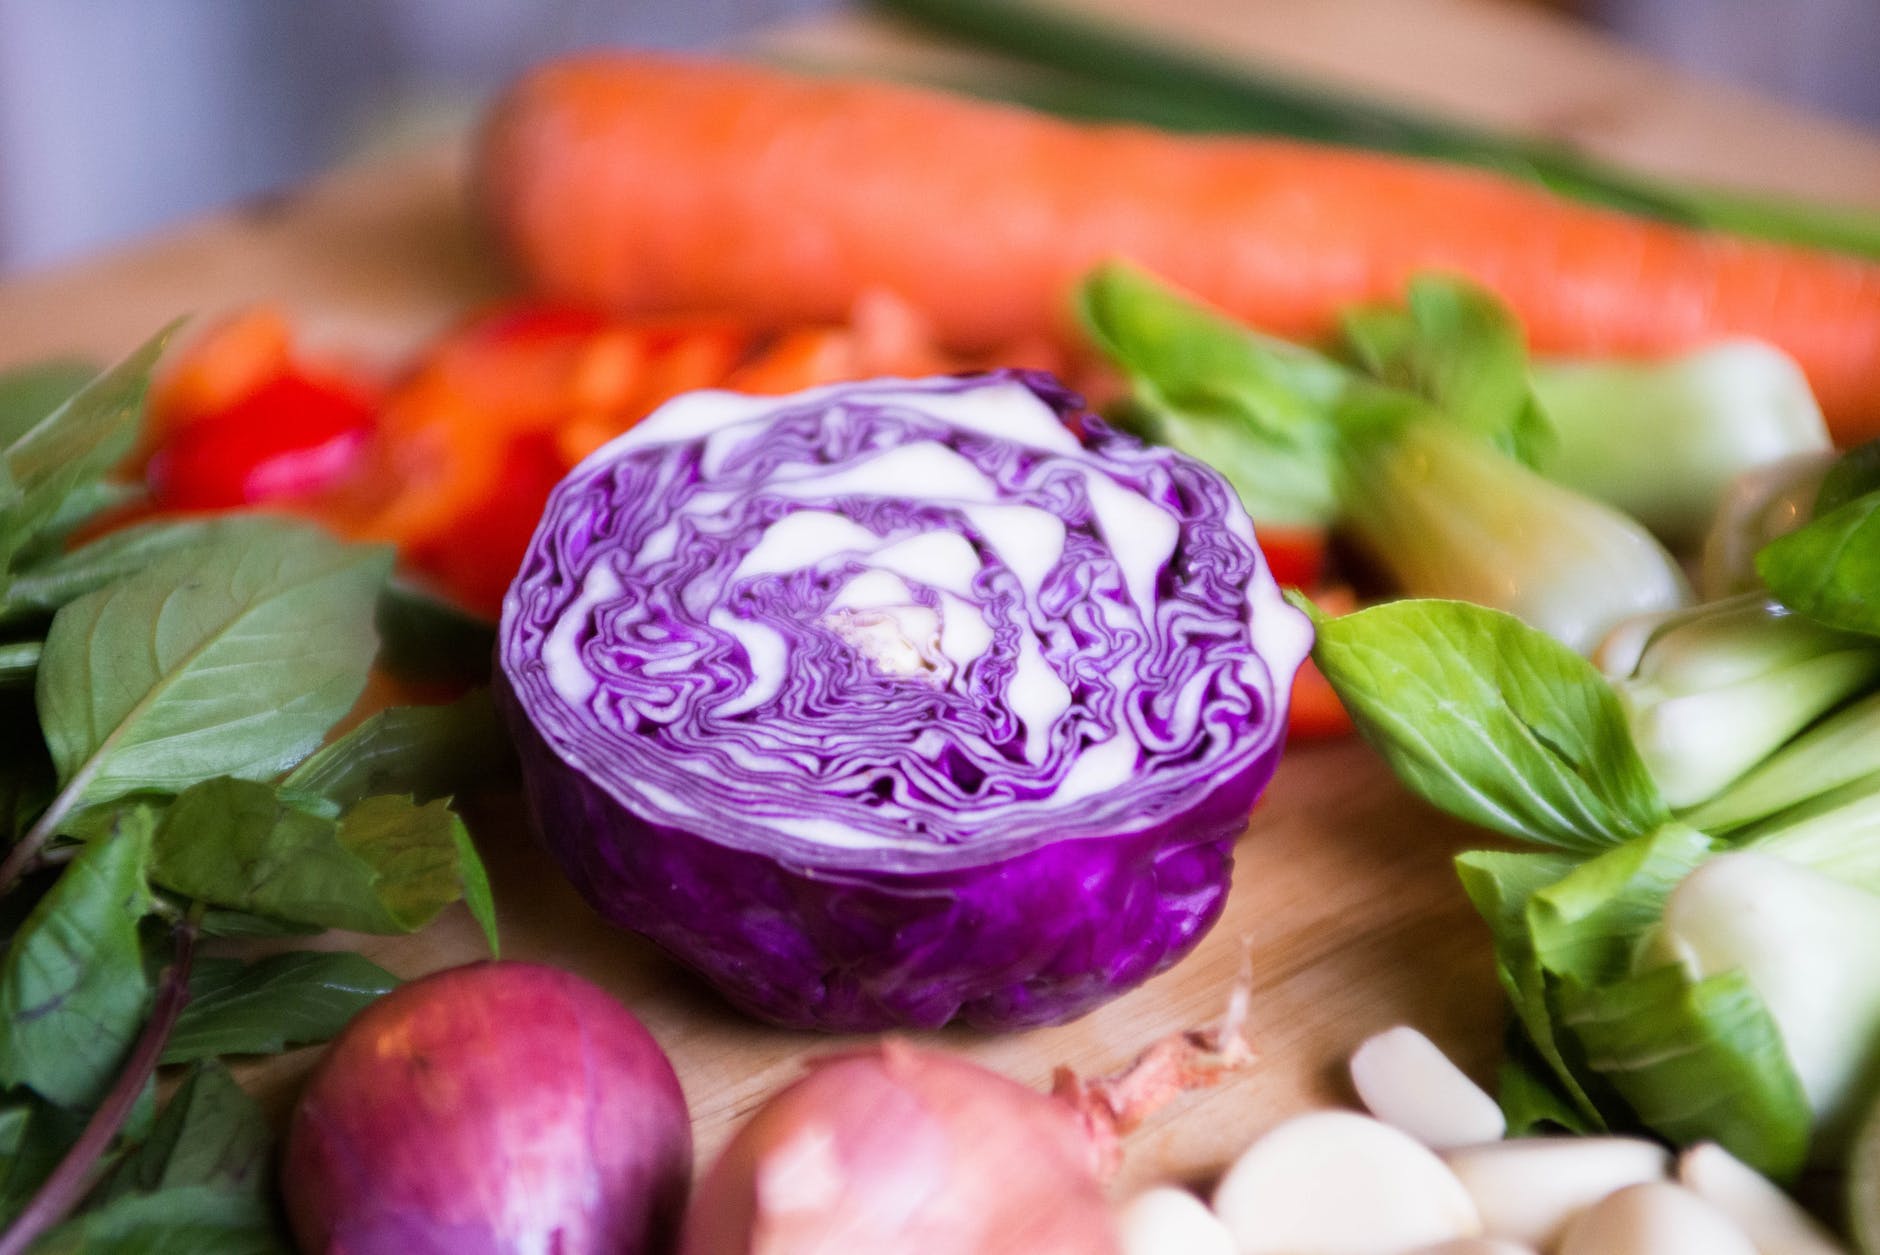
<box><xmin>497</xmin><ymin>371</ymin><xmax>1310</xmax><ymax>1031</ymax></box>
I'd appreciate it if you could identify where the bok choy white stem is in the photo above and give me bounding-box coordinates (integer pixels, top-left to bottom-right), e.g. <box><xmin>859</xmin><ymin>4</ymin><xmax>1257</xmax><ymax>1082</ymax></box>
<box><xmin>1605</xmin><ymin>595</ymin><xmax>1880</xmax><ymax>808</ymax></box>
<box><xmin>1532</xmin><ymin>342</ymin><xmax>1831</xmax><ymax>549</ymax></box>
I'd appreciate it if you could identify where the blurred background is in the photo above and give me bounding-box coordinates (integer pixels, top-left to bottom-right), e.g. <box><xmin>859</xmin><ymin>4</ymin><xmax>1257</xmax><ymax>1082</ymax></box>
<box><xmin>0</xmin><ymin>0</ymin><xmax>1875</xmax><ymax>277</ymax></box>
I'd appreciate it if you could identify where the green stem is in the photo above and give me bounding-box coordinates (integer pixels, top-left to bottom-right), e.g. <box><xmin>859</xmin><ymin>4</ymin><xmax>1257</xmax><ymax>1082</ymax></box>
<box><xmin>0</xmin><ymin>763</ymin><xmax>97</xmax><ymax>898</ymax></box>
<box><xmin>0</xmin><ymin>909</ymin><xmax>201</xmax><ymax>1255</ymax></box>
<box><xmin>866</xmin><ymin>0</ymin><xmax>1880</xmax><ymax>258</ymax></box>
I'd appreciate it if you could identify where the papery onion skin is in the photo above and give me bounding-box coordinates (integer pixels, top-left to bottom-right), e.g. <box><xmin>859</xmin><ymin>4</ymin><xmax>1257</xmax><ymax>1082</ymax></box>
<box><xmin>498</xmin><ymin>371</ymin><xmax>1309</xmax><ymax>1031</ymax></box>
<box><xmin>282</xmin><ymin>962</ymin><xmax>691</xmax><ymax>1255</ymax></box>
<box><xmin>679</xmin><ymin>1040</ymin><xmax>1121</xmax><ymax>1255</ymax></box>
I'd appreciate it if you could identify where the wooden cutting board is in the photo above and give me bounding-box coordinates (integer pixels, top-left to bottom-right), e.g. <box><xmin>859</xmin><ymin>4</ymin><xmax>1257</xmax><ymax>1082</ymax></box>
<box><xmin>0</xmin><ymin>0</ymin><xmax>1875</xmax><ymax>1198</ymax></box>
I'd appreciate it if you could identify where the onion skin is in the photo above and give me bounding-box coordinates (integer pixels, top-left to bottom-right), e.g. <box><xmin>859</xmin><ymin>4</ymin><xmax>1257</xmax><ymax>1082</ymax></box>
<box><xmin>679</xmin><ymin>1040</ymin><xmax>1120</xmax><ymax>1255</ymax></box>
<box><xmin>283</xmin><ymin>961</ymin><xmax>691</xmax><ymax>1255</ymax></box>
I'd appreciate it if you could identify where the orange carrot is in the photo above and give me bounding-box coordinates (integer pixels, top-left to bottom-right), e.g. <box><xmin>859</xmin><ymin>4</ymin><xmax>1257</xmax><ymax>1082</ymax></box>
<box><xmin>478</xmin><ymin>55</ymin><xmax>1880</xmax><ymax>442</ymax></box>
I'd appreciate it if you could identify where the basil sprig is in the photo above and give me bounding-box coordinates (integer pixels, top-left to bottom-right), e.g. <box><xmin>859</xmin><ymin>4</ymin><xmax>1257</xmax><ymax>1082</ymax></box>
<box><xmin>0</xmin><ymin>337</ymin><xmax>507</xmax><ymax>1252</ymax></box>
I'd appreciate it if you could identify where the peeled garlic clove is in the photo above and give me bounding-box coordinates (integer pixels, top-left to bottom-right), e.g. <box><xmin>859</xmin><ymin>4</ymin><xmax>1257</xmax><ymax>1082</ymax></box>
<box><xmin>1115</xmin><ymin>1186</ymin><xmax>1236</xmax><ymax>1255</ymax></box>
<box><xmin>1348</xmin><ymin>1026</ymin><xmax>1505</xmax><ymax>1150</ymax></box>
<box><xmin>1211</xmin><ymin>1110</ymin><xmax>1480</xmax><ymax>1254</ymax></box>
<box><xmin>1404</xmin><ymin>1242</ymin><xmax>1538</xmax><ymax>1255</ymax></box>
<box><xmin>1677</xmin><ymin>1143</ymin><xmax>1848</xmax><ymax>1255</ymax></box>
<box><xmin>1441</xmin><ymin>1136</ymin><xmax>1669</xmax><ymax>1248</ymax></box>
<box><xmin>1557</xmin><ymin>1181</ymin><xmax>1758</xmax><ymax>1255</ymax></box>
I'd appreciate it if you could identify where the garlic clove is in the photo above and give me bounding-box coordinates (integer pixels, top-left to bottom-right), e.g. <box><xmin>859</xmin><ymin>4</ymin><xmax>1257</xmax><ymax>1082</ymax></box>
<box><xmin>1556</xmin><ymin>1181</ymin><xmax>1759</xmax><ymax>1255</ymax></box>
<box><xmin>1348</xmin><ymin>1026</ymin><xmax>1506</xmax><ymax>1150</ymax></box>
<box><xmin>1404</xmin><ymin>1241</ymin><xmax>1538</xmax><ymax>1255</ymax></box>
<box><xmin>1440</xmin><ymin>1136</ymin><xmax>1669</xmax><ymax>1248</ymax></box>
<box><xmin>1115</xmin><ymin>1186</ymin><xmax>1236</xmax><ymax>1255</ymax></box>
<box><xmin>1677</xmin><ymin>1142</ymin><xmax>1848</xmax><ymax>1255</ymax></box>
<box><xmin>1211</xmin><ymin>1110</ymin><xmax>1480</xmax><ymax>1254</ymax></box>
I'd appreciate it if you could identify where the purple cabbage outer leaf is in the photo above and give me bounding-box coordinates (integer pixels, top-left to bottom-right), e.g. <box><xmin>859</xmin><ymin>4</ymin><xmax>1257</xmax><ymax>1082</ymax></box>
<box><xmin>497</xmin><ymin>371</ymin><xmax>1310</xmax><ymax>1031</ymax></box>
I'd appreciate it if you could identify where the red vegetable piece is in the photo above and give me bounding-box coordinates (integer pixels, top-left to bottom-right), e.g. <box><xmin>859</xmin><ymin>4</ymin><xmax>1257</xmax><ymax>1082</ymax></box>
<box><xmin>1255</xmin><ymin>525</ymin><xmax>1328</xmax><ymax>591</ymax></box>
<box><xmin>1287</xmin><ymin>656</ymin><xmax>1354</xmax><ymax>741</ymax></box>
<box><xmin>146</xmin><ymin>372</ymin><xmax>375</xmax><ymax>510</ymax></box>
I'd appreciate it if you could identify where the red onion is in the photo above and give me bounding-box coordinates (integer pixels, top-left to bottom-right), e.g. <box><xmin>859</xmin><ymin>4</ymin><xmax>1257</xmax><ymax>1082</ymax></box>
<box><xmin>680</xmin><ymin>1040</ymin><xmax>1121</xmax><ymax>1255</ymax></box>
<box><xmin>284</xmin><ymin>961</ymin><xmax>691</xmax><ymax>1255</ymax></box>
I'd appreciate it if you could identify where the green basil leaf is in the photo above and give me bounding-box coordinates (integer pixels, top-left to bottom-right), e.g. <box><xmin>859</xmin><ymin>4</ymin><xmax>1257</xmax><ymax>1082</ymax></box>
<box><xmin>1526</xmin><ymin>824</ymin><xmax>1714</xmax><ymax>988</ymax></box>
<box><xmin>1078</xmin><ymin>262</ymin><xmax>1347</xmax><ymax>526</ymax></box>
<box><xmin>1560</xmin><ymin>964</ymin><xmax>1811</xmax><ymax>1181</ymax></box>
<box><xmin>30</xmin><ymin>1184</ymin><xmax>286</xmax><ymax>1255</ymax></box>
<box><xmin>1456</xmin><ymin>848</ymin><xmax>1607</xmax><ymax>1128</ymax></box>
<box><xmin>0</xmin><ymin>331</ymin><xmax>170</xmax><ymax>579</ymax></box>
<box><xmin>282</xmin><ymin>690</ymin><xmax>514</xmax><ymax>809</ymax></box>
<box><xmin>1757</xmin><ymin>489</ymin><xmax>1880</xmax><ymax>638</ymax></box>
<box><xmin>193</xmin><ymin>911</ymin><xmax>322</xmax><ymax>941</ymax></box>
<box><xmin>0</xmin><ymin>690</ymin><xmax>53</xmax><ymax>842</ymax></box>
<box><xmin>0</xmin><ymin>362</ymin><xmax>97</xmax><ymax>448</ymax></box>
<box><xmin>89</xmin><ymin>1062</ymin><xmax>271</xmax><ymax>1207</ymax></box>
<box><xmin>0</xmin><ymin>518</ymin><xmax>241</xmax><ymax>628</ymax></box>
<box><xmin>150</xmin><ymin>779</ymin><xmax>491</xmax><ymax>943</ymax></box>
<box><xmin>374</xmin><ymin>579</ymin><xmax>496</xmax><ymax>685</ymax></box>
<box><xmin>1340</xmin><ymin>275</ymin><xmax>1551</xmax><ymax>465</ymax></box>
<box><xmin>35</xmin><ymin>520</ymin><xmax>391</xmax><ymax>812</ymax></box>
<box><xmin>1309</xmin><ymin>598</ymin><xmax>1670</xmax><ymax>851</ymax></box>
<box><xmin>0</xmin><ymin>812</ymin><xmax>155</xmax><ymax>1108</ymax></box>
<box><xmin>0</xmin><ymin>1094</ymin><xmax>88</xmax><ymax>1226</ymax></box>
<box><xmin>12</xmin><ymin>483</ymin><xmax>149</xmax><ymax>578</ymax></box>
<box><xmin>344</xmin><ymin>794</ymin><xmax>498</xmax><ymax>955</ymax></box>
<box><xmin>162</xmin><ymin>952</ymin><xmax>397</xmax><ymax>1064</ymax></box>
<box><xmin>0</xmin><ymin>640</ymin><xmax>40</xmax><ymax>689</ymax></box>
<box><xmin>454</xmin><ymin>825</ymin><xmax>500</xmax><ymax>959</ymax></box>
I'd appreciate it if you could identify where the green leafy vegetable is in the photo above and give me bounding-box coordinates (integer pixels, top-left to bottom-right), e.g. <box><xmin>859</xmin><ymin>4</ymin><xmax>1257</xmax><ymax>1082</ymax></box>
<box><xmin>0</xmin><ymin>519</ymin><xmax>234</xmax><ymax>629</ymax></box>
<box><xmin>1607</xmin><ymin>595</ymin><xmax>1880</xmax><ymax>809</ymax></box>
<box><xmin>283</xmin><ymin>690</ymin><xmax>514</xmax><ymax>809</ymax></box>
<box><xmin>1684</xmin><ymin>691</ymin><xmax>1880</xmax><ymax>836</ymax></box>
<box><xmin>1310</xmin><ymin>577</ymin><xmax>1880</xmax><ymax>1175</ymax></box>
<box><xmin>1457</xmin><ymin>848</ymin><xmax>1605</xmax><ymax>1126</ymax></box>
<box><xmin>0</xmin><ymin>365</ymin><xmax>97</xmax><ymax>449</ymax></box>
<box><xmin>1339</xmin><ymin>274</ymin><xmax>1550</xmax><ymax>463</ymax></box>
<box><xmin>1304</xmin><ymin>597</ymin><xmax>1668</xmax><ymax>851</ymax></box>
<box><xmin>162</xmin><ymin>953</ymin><xmax>398</xmax><ymax>1065</ymax></box>
<box><xmin>1758</xmin><ymin>464</ymin><xmax>1880</xmax><ymax>638</ymax></box>
<box><xmin>0</xmin><ymin>1098</ymin><xmax>89</xmax><ymax>1231</ymax></box>
<box><xmin>0</xmin><ymin>643</ymin><xmax>38</xmax><ymax>690</ymax></box>
<box><xmin>29</xmin><ymin>1185</ymin><xmax>285</xmax><ymax>1255</ymax></box>
<box><xmin>0</xmin><ymin>332</ymin><xmax>169</xmax><ymax>587</ymax></box>
<box><xmin>1078</xmin><ymin>262</ymin><xmax>1347</xmax><ymax>526</ymax></box>
<box><xmin>1085</xmin><ymin>263</ymin><xmax>1690</xmax><ymax>652</ymax></box>
<box><xmin>149</xmin><ymin>780</ymin><xmax>494</xmax><ymax>949</ymax></box>
<box><xmin>1562</xmin><ymin>963</ymin><xmax>1810</xmax><ymax>1180</ymax></box>
<box><xmin>34</xmin><ymin>519</ymin><xmax>390</xmax><ymax>817</ymax></box>
<box><xmin>373</xmin><ymin>579</ymin><xmax>497</xmax><ymax>685</ymax></box>
<box><xmin>90</xmin><ymin>1063</ymin><xmax>270</xmax><ymax>1204</ymax></box>
<box><xmin>0</xmin><ymin>814</ymin><xmax>154</xmax><ymax>1108</ymax></box>
<box><xmin>1532</xmin><ymin>341</ymin><xmax>1830</xmax><ymax>548</ymax></box>
<box><xmin>0</xmin><ymin>335</ymin><xmax>502</xmax><ymax>1252</ymax></box>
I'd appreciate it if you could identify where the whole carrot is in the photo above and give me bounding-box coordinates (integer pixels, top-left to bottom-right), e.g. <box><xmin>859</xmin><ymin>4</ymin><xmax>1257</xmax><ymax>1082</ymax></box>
<box><xmin>478</xmin><ymin>54</ymin><xmax>1880</xmax><ymax>442</ymax></box>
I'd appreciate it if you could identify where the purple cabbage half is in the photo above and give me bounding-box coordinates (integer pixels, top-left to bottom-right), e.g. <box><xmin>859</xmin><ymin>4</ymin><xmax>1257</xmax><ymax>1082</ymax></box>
<box><xmin>497</xmin><ymin>371</ymin><xmax>1310</xmax><ymax>1031</ymax></box>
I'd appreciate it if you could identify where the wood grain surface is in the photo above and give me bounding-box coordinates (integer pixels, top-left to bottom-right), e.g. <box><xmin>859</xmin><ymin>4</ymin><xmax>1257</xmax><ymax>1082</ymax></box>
<box><xmin>0</xmin><ymin>0</ymin><xmax>1873</xmax><ymax>1195</ymax></box>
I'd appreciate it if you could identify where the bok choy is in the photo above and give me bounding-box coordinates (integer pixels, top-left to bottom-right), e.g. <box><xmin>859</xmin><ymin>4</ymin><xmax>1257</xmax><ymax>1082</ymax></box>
<box><xmin>1296</xmin><ymin>442</ymin><xmax>1880</xmax><ymax>1182</ymax></box>
<box><xmin>1080</xmin><ymin>263</ymin><xmax>1691</xmax><ymax>653</ymax></box>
